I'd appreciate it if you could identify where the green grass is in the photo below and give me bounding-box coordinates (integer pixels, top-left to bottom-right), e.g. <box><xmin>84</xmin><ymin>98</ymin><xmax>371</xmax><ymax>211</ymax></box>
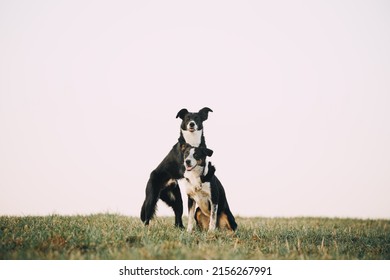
<box><xmin>0</xmin><ymin>214</ymin><xmax>389</xmax><ymax>260</ymax></box>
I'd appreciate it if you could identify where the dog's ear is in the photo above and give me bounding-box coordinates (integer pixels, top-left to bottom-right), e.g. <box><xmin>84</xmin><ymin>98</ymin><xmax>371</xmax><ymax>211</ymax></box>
<box><xmin>205</xmin><ymin>148</ymin><xmax>213</xmax><ymax>157</ymax></box>
<box><xmin>198</xmin><ymin>107</ymin><xmax>213</xmax><ymax>121</ymax></box>
<box><xmin>200</xmin><ymin>147</ymin><xmax>213</xmax><ymax>157</ymax></box>
<box><xmin>176</xmin><ymin>108</ymin><xmax>188</xmax><ymax>120</ymax></box>
<box><xmin>180</xmin><ymin>142</ymin><xmax>189</xmax><ymax>152</ymax></box>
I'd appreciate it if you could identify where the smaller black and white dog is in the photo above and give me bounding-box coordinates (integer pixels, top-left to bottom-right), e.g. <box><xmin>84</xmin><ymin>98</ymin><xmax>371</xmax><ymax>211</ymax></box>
<box><xmin>182</xmin><ymin>144</ymin><xmax>237</xmax><ymax>232</ymax></box>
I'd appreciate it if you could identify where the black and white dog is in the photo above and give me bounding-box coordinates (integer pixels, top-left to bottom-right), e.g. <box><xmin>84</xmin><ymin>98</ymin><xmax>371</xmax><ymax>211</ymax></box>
<box><xmin>140</xmin><ymin>107</ymin><xmax>213</xmax><ymax>227</ymax></box>
<box><xmin>182</xmin><ymin>144</ymin><xmax>237</xmax><ymax>232</ymax></box>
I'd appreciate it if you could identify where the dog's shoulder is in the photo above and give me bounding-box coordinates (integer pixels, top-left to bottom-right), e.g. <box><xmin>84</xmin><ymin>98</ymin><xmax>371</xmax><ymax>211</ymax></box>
<box><xmin>154</xmin><ymin>142</ymin><xmax>185</xmax><ymax>175</ymax></box>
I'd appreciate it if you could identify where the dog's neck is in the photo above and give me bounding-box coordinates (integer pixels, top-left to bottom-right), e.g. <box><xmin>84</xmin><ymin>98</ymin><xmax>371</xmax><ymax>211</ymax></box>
<box><xmin>180</xmin><ymin>129</ymin><xmax>204</xmax><ymax>147</ymax></box>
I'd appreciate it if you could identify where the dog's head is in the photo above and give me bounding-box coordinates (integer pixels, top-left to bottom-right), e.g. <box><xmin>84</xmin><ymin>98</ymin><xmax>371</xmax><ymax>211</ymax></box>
<box><xmin>183</xmin><ymin>145</ymin><xmax>213</xmax><ymax>171</ymax></box>
<box><xmin>176</xmin><ymin>107</ymin><xmax>213</xmax><ymax>132</ymax></box>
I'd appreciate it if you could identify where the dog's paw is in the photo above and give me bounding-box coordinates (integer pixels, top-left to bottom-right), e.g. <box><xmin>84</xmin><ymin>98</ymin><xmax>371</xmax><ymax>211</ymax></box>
<box><xmin>208</xmin><ymin>227</ymin><xmax>216</xmax><ymax>232</ymax></box>
<box><xmin>208</xmin><ymin>161</ymin><xmax>216</xmax><ymax>173</ymax></box>
<box><xmin>208</xmin><ymin>222</ymin><xmax>216</xmax><ymax>232</ymax></box>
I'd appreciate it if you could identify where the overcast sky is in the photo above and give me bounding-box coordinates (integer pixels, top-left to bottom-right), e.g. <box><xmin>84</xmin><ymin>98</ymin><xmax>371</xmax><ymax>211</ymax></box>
<box><xmin>1</xmin><ymin>0</ymin><xmax>389</xmax><ymax>219</ymax></box>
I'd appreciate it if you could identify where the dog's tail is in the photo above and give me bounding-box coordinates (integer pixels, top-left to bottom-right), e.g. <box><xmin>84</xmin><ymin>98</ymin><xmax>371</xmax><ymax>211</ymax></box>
<box><xmin>225</xmin><ymin>208</ymin><xmax>237</xmax><ymax>231</ymax></box>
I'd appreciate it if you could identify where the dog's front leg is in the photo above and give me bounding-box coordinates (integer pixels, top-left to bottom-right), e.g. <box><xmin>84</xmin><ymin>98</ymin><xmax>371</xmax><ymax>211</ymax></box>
<box><xmin>208</xmin><ymin>203</ymin><xmax>218</xmax><ymax>231</ymax></box>
<box><xmin>209</xmin><ymin>183</ymin><xmax>219</xmax><ymax>232</ymax></box>
<box><xmin>187</xmin><ymin>197</ymin><xmax>196</xmax><ymax>232</ymax></box>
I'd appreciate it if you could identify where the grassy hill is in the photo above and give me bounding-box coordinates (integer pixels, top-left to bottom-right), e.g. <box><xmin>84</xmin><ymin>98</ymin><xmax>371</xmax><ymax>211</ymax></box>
<box><xmin>0</xmin><ymin>214</ymin><xmax>389</xmax><ymax>259</ymax></box>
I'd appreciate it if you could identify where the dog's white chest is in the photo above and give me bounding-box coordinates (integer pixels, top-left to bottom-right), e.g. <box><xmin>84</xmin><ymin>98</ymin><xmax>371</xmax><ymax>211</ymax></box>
<box><xmin>185</xmin><ymin>180</ymin><xmax>212</xmax><ymax>216</ymax></box>
<box><xmin>181</xmin><ymin>129</ymin><xmax>202</xmax><ymax>147</ymax></box>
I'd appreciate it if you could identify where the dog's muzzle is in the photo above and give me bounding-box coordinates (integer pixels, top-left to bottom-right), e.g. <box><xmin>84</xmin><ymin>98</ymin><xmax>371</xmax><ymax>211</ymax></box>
<box><xmin>185</xmin><ymin>160</ymin><xmax>197</xmax><ymax>171</ymax></box>
<box><xmin>188</xmin><ymin>122</ymin><xmax>196</xmax><ymax>132</ymax></box>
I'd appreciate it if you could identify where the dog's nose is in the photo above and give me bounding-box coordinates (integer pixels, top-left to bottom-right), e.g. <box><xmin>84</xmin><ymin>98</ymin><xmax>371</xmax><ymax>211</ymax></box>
<box><xmin>189</xmin><ymin>122</ymin><xmax>195</xmax><ymax>128</ymax></box>
<box><xmin>185</xmin><ymin>160</ymin><xmax>192</xmax><ymax>166</ymax></box>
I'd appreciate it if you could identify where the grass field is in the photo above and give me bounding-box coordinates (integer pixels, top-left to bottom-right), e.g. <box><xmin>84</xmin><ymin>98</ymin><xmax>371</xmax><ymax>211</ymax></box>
<box><xmin>0</xmin><ymin>214</ymin><xmax>389</xmax><ymax>260</ymax></box>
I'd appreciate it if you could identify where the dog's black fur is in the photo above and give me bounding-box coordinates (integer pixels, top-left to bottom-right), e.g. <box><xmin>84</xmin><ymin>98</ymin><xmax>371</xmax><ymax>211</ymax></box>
<box><xmin>140</xmin><ymin>107</ymin><xmax>213</xmax><ymax>227</ymax></box>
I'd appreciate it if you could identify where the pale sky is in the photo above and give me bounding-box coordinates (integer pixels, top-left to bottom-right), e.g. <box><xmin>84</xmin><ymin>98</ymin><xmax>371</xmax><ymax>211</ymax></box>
<box><xmin>1</xmin><ymin>1</ymin><xmax>389</xmax><ymax>219</ymax></box>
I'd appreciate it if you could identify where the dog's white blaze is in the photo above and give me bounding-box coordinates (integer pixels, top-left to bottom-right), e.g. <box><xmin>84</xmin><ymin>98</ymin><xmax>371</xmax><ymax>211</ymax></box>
<box><xmin>184</xmin><ymin>148</ymin><xmax>198</xmax><ymax>171</ymax></box>
<box><xmin>181</xmin><ymin>129</ymin><xmax>203</xmax><ymax>147</ymax></box>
